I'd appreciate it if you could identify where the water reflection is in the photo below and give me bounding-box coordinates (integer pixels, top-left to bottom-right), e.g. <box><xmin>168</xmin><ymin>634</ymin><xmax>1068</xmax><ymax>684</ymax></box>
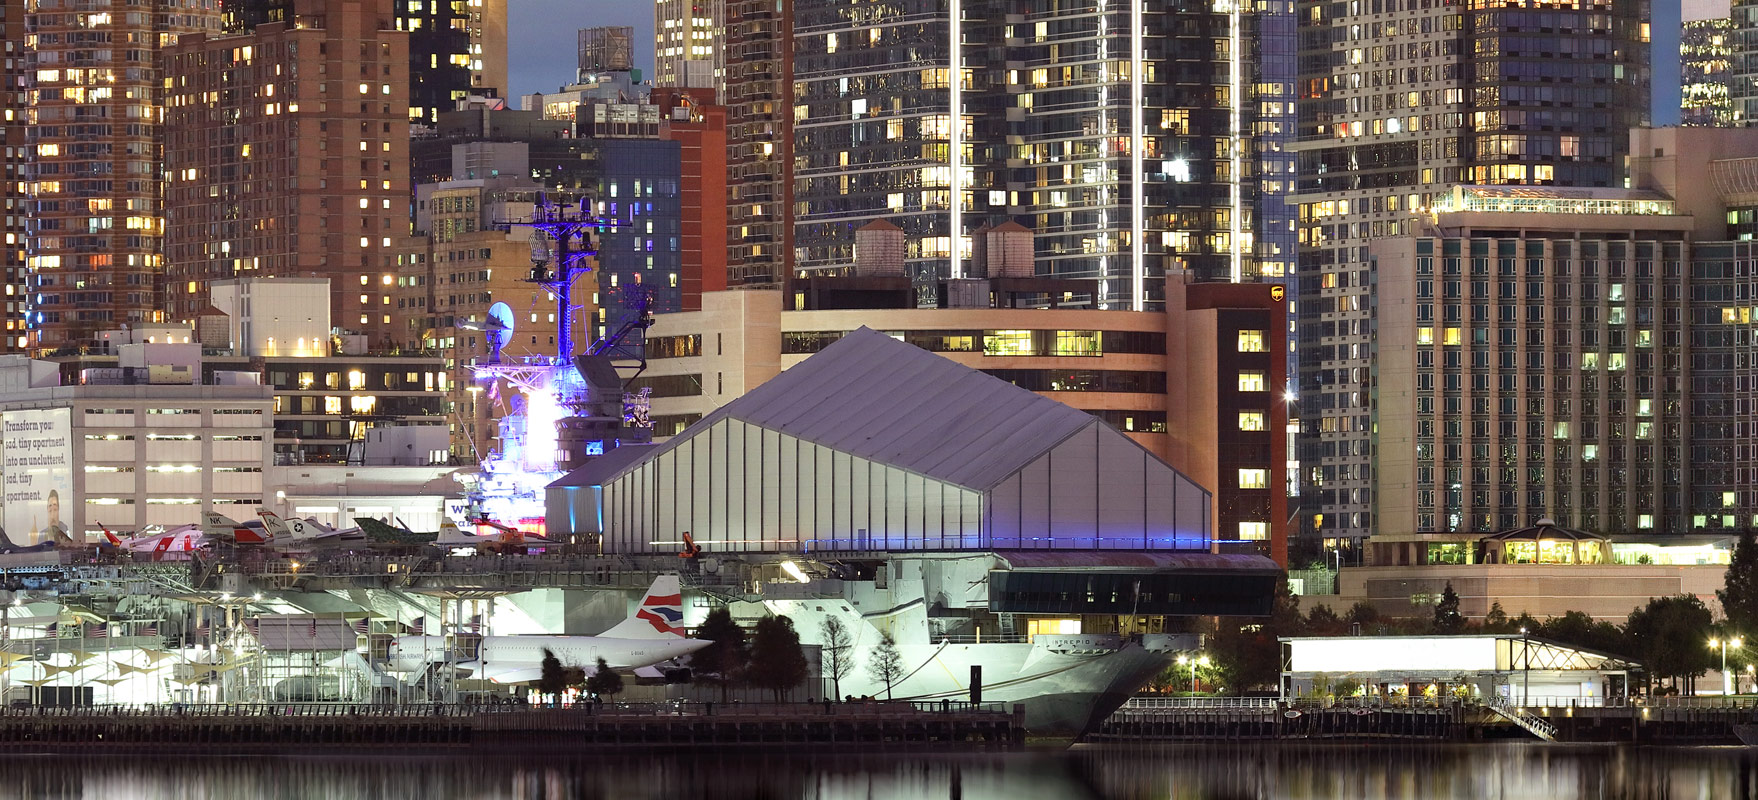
<box><xmin>0</xmin><ymin>743</ymin><xmax>1751</xmax><ymax>800</ymax></box>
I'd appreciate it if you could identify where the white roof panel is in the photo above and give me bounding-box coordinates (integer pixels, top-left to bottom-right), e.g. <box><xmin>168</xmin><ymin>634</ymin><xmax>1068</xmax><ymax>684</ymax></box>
<box><xmin>558</xmin><ymin>327</ymin><xmax>1102</xmax><ymax>490</ymax></box>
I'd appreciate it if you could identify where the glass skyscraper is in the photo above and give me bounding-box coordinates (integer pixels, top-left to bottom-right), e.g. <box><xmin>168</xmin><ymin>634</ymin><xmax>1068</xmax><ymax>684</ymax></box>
<box><xmin>791</xmin><ymin>0</ymin><xmax>1262</xmax><ymax>310</ymax></box>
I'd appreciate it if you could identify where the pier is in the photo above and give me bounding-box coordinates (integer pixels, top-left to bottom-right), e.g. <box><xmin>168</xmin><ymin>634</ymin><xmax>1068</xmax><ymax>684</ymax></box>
<box><xmin>1090</xmin><ymin>696</ymin><xmax>1758</xmax><ymax>744</ymax></box>
<box><xmin>0</xmin><ymin>701</ymin><xmax>1026</xmax><ymax>753</ymax></box>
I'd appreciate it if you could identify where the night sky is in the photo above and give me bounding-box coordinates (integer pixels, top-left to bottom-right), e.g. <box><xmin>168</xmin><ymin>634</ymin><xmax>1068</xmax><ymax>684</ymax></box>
<box><xmin>508</xmin><ymin>0</ymin><xmax>656</xmax><ymax>100</ymax></box>
<box><xmin>508</xmin><ymin>1</ymin><xmax>1709</xmax><ymax>120</ymax></box>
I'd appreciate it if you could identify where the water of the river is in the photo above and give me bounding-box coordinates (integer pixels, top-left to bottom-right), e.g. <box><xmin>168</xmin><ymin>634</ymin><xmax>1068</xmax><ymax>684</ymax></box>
<box><xmin>0</xmin><ymin>742</ymin><xmax>1752</xmax><ymax>799</ymax></box>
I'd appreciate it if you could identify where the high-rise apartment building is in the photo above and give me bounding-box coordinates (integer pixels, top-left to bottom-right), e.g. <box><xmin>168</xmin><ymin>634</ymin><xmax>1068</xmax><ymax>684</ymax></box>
<box><xmin>1373</xmin><ymin>128</ymin><xmax>1758</xmax><ymax>537</ymax></box>
<box><xmin>163</xmin><ymin>0</ymin><xmax>409</xmax><ymax>348</ymax></box>
<box><xmin>1684</xmin><ymin>16</ymin><xmax>1735</xmax><ymax>127</ymax></box>
<box><xmin>222</xmin><ymin>0</ymin><xmax>506</xmax><ymax>124</ymax></box>
<box><xmin>653</xmin><ymin>0</ymin><xmax>721</xmax><ymax>91</ymax></box>
<box><xmin>0</xmin><ymin>0</ymin><xmax>26</xmax><ymax>352</ymax></box>
<box><xmin>791</xmin><ymin>0</ymin><xmax>1257</xmax><ymax>309</ymax></box>
<box><xmin>23</xmin><ymin>0</ymin><xmax>223</xmax><ymax>351</ymax></box>
<box><xmin>1735</xmin><ymin>1</ymin><xmax>1758</xmax><ymax>124</ymax></box>
<box><xmin>721</xmin><ymin>0</ymin><xmax>789</xmax><ymax>286</ymax></box>
<box><xmin>1291</xmin><ymin>0</ymin><xmax>1650</xmax><ymax>547</ymax></box>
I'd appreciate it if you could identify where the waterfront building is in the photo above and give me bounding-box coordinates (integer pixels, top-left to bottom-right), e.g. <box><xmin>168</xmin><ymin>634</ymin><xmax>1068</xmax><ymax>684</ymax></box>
<box><xmin>1330</xmin><ymin>519</ymin><xmax>1732</xmax><ymax>623</ymax></box>
<box><xmin>556</xmin><ymin>326</ymin><xmax>1216</xmax><ymax>554</ymax></box>
<box><xmin>790</xmin><ymin>0</ymin><xmax>1259</xmax><ymax>305</ymax></box>
<box><xmin>622</xmin><ymin>252</ymin><xmax>1290</xmax><ymax>564</ymax></box>
<box><xmin>1685</xmin><ymin>16</ymin><xmax>1736</xmax><ymax>127</ymax></box>
<box><xmin>1369</xmin><ymin>128</ymin><xmax>1758</xmax><ymax>542</ymax></box>
<box><xmin>1291</xmin><ymin>0</ymin><xmax>1652</xmax><ymax>547</ymax></box>
<box><xmin>0</xmin><ymin>353</ymin><xmax>274</xmax><ymax>541</ymax></box>
<box><xmin>23</xmin><ymin>0</ymin><xmax>224</xmax><ymax>351</ymax></box>
<box><xmin>221</xmin><ymin>0</ymin><xmax>508</xmax><ymax>125</ymax></box>
<box><xmin>164</xmin><ymin>0</ymin><xmax>410</xmax><ymax>349</ymax></box>
<box><xmin>1281</xmin><ymin>634</ymin><xmax>1631</xmax><ymax>705</ymax></box>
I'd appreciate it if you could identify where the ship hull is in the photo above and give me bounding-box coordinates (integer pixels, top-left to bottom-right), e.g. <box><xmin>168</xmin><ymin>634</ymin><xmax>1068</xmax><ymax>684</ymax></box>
<box><xmin>841</xmin><ymin>638</ymin><xmax>1171</xmax><ymax>737</ymax></box>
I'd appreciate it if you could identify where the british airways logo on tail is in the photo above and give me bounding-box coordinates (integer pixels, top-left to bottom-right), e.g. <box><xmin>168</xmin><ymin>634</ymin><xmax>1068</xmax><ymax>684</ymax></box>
<box><xmin>636</xmin><ymin>593</ymin><xmax>685</xmax><ymax>635</ymax></box>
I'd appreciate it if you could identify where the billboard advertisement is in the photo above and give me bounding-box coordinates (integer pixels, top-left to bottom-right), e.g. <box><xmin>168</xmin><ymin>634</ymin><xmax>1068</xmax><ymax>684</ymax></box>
<box><xmin>2</xmin><ymin>408</ymin><xmax>74</xmax><ymax>545</ymax></box>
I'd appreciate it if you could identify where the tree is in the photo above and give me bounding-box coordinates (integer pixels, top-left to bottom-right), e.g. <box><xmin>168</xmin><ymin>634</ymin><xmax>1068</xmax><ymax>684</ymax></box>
<box><xmin>1345</xmin><ymin>601</ymin><xmax>1381</xmax><ymax>629</ymax></box>
<box><xmin>1305</xmin><ymin>604</ymin><xmax>1345</xmax><ymax>635</ymax></box>
<box><xmin>691</xmin><ymin>606</ymin><xmax>748</xmax><ymax>701</ymax></box>
<box><xmin>748</xmin><ymin>615</ymin><xmax>809</xmax><ymax>701</ymax></box>
<box><xmin>1720</xmin><ymin>529</ymin><xmax>1758</xmax><ymax>636</ymax></box>
<box><xmin>538</xmin><ymin>648</ymin><xmax>567</xmax><ymax>705</ymax></box>
<box><xmin>1626</xmin><ymin>594</ymin><xmax>1716</xmax><ymax>694</ymax></box>
<box><xmin>819</xmin><ymin>616</ymin><xmax>857</xmax><ymax>700</ymax></box>
<box><xmin>1433</xmin><ymin>582</ymin><xmax>1465</xmax><ymax>633</ymax></box>
<box><xmin>867</xmin><ymin>631</ymin><xmax>906</xmax><ymax>700</ymax></box>
<box><xmin>1483</xmin><ymin>602</ymin><xmax>1511</xmax><ymax>632</ymax></box>
<box><xmin>583</xmin><ymin>657</ymin><xmax>624</xmax><ymax>700</ymax></box>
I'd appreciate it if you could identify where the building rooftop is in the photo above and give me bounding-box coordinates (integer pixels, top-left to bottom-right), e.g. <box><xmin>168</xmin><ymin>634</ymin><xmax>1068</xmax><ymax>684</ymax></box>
<box><xmin>561</xmin><ymin>327</ymin><xmax>1132</xmax><ymax>491</ymax></box>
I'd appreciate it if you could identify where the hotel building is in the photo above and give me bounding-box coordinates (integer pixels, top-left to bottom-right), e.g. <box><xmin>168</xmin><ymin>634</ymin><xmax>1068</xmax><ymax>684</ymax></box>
<box><xmin>1291</xmin><ymin>0</ymin><xmax>1651</xmax><ymax>545</ymax></box>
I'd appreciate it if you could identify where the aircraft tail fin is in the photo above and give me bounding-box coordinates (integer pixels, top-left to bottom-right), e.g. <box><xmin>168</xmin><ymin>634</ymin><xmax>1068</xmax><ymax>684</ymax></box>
<box><xmin>206</xmin><ymin>513</ymin><xmax>269</xmax><ymax>544</ymax></box>
<box><xmin>599</xmin><ymin>575</ymin><xmax>687</xmax><ymax>639</ymax></box>
<box><xmin>257</xmin><ymin>511</ymin><xmax>289</xmax><ymax>539</ymax></box>
<box><xmin>100</xmin><ymin>524</ymin><xmax>123</xmax><ymax>547</ymax></box>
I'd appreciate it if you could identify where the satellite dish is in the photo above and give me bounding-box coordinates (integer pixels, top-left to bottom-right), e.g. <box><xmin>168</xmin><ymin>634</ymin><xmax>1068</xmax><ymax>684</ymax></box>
<box><xmin>485</xmin><ymin>302</ymin><xmax>515</xmax><ymax>363</ymax></box>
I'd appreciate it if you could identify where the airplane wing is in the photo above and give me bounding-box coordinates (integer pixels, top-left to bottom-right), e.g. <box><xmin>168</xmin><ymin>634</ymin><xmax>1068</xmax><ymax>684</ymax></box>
<box><xmin>485</xmin><ymin>667</ymin><xmax>547</xmax><ymax>685</ymax></box>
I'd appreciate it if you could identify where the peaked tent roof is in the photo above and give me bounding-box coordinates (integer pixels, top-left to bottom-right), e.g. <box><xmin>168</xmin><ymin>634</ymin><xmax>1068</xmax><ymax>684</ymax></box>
<box><xmin>556</xmin><ymin>326</ymin><xmax>1147</xmax><ymax>491</ymax></box>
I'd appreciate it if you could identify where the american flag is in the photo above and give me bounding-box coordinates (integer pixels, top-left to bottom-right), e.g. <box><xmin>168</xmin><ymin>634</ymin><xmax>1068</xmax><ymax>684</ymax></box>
<box><xmin>140</xmin><ymin>623</ymin><xmax>158</xmax><ymax>638</ymax></box>
<box><xmin>352</xmin><ymin>618</ymin><xmax>370</xmax><ymax>635</ymax></box>
<box><xmin>87</xmin><ymin>623</ymin><xmax>106</xmax><ymax>639</ymax></box>
<box><xmin>194</xmin><ymin>621</ymin><xmax>210</xmax><ymax>639</ymax></box>
<box><xmin>410</xmin><ymin>617</ymin><xmax>424</xmax><ymax>635</ymax></box>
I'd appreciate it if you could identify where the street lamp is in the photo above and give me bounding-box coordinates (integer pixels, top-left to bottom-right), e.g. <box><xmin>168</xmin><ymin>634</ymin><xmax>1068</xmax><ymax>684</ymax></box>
<box><xmin>1196</xmin><ymin>655</ymin><xmax>1211</xmax><ymax>694</ymax></box>
<box><xmin>1711</xmin><ymin>636</ymin><xmax>1743</xmax><ymax>696</ymax></box>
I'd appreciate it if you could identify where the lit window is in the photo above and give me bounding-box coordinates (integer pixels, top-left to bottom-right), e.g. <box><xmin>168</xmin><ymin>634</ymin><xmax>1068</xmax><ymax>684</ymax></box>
<box><xmin>1238</xmin><ymin>469</ymin><xmax>1268</xmax><ymax>490</ymax></box>
<box><xmin>1238</xmin><ymin>411</ymin><xmax>1267</xmax><ymax>431</ymax></box>
<box><xmin>1237</xmin><ymin>330</ymin><xmax>1267</xmax><ymax>353</ymax></box>
<box><xmin>984</xmin><ymin>330</ymin><xmax>1035</xmax><ymax>357</ymax></box>
<box><xmin>1238</xmin><ymin>371</ymin><xmax>1267</xmax><ymax>392</ymax></box>
<box><xmin>1239</xmin><ymin>521</ymin><xmax>1269</xmax><ymax>541</ymax></box>
<box><xmin>1725</xmin><ymin>492</ymin><xmax>1738</xmax><ymax>508</ymax></box>
<box><xmin>1638</xmin><ymin>514</ymin><xmax>1654</xmax><ymax>529</ymax></box>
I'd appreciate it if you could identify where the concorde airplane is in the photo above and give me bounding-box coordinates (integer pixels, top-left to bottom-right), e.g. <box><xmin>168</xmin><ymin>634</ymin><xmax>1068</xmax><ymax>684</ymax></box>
<box><xmin>386</xmin><ymin>575</ymin><xmax>708</xmax><ymax>683</ymax></box>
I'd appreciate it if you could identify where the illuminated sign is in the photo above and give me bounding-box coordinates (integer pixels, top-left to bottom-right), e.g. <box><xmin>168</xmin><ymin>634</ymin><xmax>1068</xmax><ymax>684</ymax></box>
<box><xmin>1270</xmin><ymin>285</ymin><xmax>1286</xmax><ymax>302</ymax></box>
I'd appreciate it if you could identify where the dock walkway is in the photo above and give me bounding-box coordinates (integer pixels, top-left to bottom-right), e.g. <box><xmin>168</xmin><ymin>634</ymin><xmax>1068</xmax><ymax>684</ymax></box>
<box><xmin>0</xmin><ymin>701</ymin><xmax>1026</xmax><ymax>752</ymax></box>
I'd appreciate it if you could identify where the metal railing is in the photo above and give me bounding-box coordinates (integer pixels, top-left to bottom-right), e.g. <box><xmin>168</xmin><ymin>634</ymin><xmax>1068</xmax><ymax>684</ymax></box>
<box><xmin>1121</xmin><ymin>697</ymin><xmax>1279</xmax><ymax>710</ymax></box>
<box><xmin>0</xmin><ymin>700</ymin><xmax>1015</xmax><ymax>719</ymax></box>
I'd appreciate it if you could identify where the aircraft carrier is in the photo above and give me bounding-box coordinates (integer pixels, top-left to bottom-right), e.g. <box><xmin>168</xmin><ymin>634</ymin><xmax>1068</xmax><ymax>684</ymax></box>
<box><xmin>0</xmin><ymin>542</ymin><xmax>1214</xmax><ymax>736</ymax></box>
